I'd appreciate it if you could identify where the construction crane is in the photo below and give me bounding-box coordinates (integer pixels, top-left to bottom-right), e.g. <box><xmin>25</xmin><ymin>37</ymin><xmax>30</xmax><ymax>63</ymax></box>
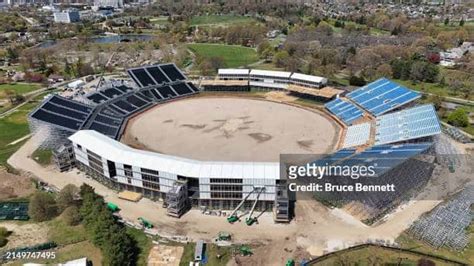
<box><xmin>227</xmin><ymin>188</ymin><xmax>256</xmax><ymax>223</ymax></box>
<box><xmin>96</xmin><ymin>51</ymin><xmax>117</xmax><ymax>90</ymax></box>
<box><xmin>245</xmin><ymin>187</ymin><xmax>265</xmax><ymax>226</ymax></box>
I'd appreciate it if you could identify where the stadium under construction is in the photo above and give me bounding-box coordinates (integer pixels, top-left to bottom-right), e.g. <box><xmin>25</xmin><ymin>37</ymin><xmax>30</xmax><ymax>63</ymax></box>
<box><xmin>28</xmin><ymin>64</ymin><xmax>443</xmax><ymax>224</ymax></box>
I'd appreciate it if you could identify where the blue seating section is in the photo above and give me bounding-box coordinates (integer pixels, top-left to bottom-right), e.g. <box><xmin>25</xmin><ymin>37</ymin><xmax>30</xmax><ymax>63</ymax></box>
<box><xmin>325</xmin><ymin>98</ymin><xmax>364</xmax><ymax>125</ymax></box>
<box><xmin>375</xmin><ymin>104</ymin><xmax>441</xmax><ymax>145</ymax></box>
<box><xmin>346</xmin><ymin>78</ymin><xmax>421</xmax><ymax>116</ymax></box>
<box><xmin>312</xmin><ymin>143</ymin><xmax>432</xmax><ymax>177</ymax></box>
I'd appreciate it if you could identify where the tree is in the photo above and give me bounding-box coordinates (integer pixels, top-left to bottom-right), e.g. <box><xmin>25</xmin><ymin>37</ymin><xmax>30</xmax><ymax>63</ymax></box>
<box><xmin>459</xmin><ymin>18</ymin><xmax>465</xmax><ymax>27</ymax></box>
<box><xmin>349</xmin><ymin>75</ymin><xmax>366</xmax><ymax>86</ymax></box>
<box><xmin>444</xmin><ymin>17</ymin><xmax>449</xmax><ymax>26</ymax></box>
<box><xmin>447</xmin><ymin>108</ymin><xmax>469</xmax><ymax>127</ymax></box>
<box><xmin>273</xmin><ymin>50</ymin><xmax>290</xmax><ymax>68</ymax></box>
<box><xmin>418</xmin><ymin>258</ymin><xmax>436</xmax><ymax>266</ymax></box>
<box><xmin>28</xmin><ymin>192</ymin><xmax>58</xmax><ymax>222</ymax></box>
<box><xmin>57</xmin><ymin>184</ymin><xmax>79</xmax><ymax>212</ymax></box>
<box><xmin>62</xmin><ymin>206</ymin><xmax>81</xmax><ymax>226</ymax></box>
<box><xmin>0</xmin><ymin>227</ymin><xmax>10</xmax><ymax>247</ymax></box>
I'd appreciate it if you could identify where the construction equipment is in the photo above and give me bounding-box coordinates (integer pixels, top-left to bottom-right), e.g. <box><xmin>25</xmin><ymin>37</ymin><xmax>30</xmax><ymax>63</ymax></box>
<box><xmin>107</xmin><ymin>202</ymin><xmax>119</xmax><ymax>212</ymax></box>
<box><xmin>238</xmin><ymin>245</ymin><xmax>252</xmax><ymax>256</ymax></box>
<box><xmin>217</xmin><ymin>231</ymin><xmax>231</xmax><ymax>241</ymax></box>
<box><xmin>286</xmin><ymin>259</ymin><xmax>295</xmax><ymax>266</ymax></box>
<box><xmin>245</xmin><ymin>187</ymin><xmax>265</xmax><ymax>226</ymax></box>
<box><xmin>138</xmin><ymin>217</ymin><xmax>153</xmax><ymax>229</ymax></box>
<box><xmin>227</xmin><ymin>188</ymin><xmax>256</xmax><ymax>223</ymax></box>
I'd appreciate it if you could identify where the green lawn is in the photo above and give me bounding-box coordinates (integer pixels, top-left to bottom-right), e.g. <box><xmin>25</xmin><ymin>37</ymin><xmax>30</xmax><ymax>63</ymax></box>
<box><xmin>179</xmin><ymin>242</ymin><xmax>232</xmax><ymax>266</ymax></box>
<box><xmin>391</xmin><ymin>79</ymin><xmax>474</xmax><ymax>101</ymax></box>
<box><xmin>190</xmin><ymin>15</ymin><xmax>256</xmax><ymax>26</ymax></box>
<box><xmin>32</xmin><ymin>148</ymin><xmax>53</xmax><ymax>166</ymax></box>
<box><xmin>312</xmin><ymin>244</ymin><xmax>465</xmax><ymax>266</ymax></box>
<box><xmin>47</xmin><ymin>219</ymin><xmax>87</xmax><ymax>246</ymax></box>
<box><xmin>188</xmin><ymin>43</ymin><xmax>258</xmax><ymax>68</ymax></box>
<box><xmin>0</xmin><ymin>83</ymin><xmax>42</xmax><ymax>98</ymax></box>
<box><xmin>0</xmin><ymin>93</ymin><xmax>47</xmax><ymax>168</ymax></box>
<box><xmin>397</xmin><ymin>232</ymin><xmax>473</xmax><ymax>265</ymax></box>
<box><xmin>126</xmin><ymin>227</ymin><xmax>153</xmax><ymax>266</ymax></box>
<box><xmin>9</xmin><ymin>241</ymin><xmax>102</xmax><ymax>266</ymax></box>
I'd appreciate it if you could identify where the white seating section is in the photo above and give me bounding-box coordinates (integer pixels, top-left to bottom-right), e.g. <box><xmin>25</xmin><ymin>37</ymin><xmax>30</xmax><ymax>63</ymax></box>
<box><xmin>343</xmin><ymin>123</ymin><xmax>371</xmax><ymax>148</ymax></box>
<box><xmin>375</xmin><ymin>104</ymin><xmax>441</xmax><ymax>145</ymax></box>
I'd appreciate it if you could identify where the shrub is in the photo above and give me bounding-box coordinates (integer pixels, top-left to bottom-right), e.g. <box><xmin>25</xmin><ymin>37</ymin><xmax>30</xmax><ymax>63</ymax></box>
<box><xmin>447</xmin><ymin>108</ymin><xmax>469</xmax><ymax>127</ymax></box>
<box><xmin>62</xmin><ymin>206</ymin><xmax>81</xmax><ymax>226</ymax></box>
<box><xmin>28</xmin><ymin>192</ymin><xmax>58</xmax><ymax>222</ymax></box>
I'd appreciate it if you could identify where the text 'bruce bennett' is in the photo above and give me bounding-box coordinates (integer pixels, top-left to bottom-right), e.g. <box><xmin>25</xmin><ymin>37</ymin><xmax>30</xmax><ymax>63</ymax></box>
<box><xmin>289</xmin><ymin>183</ymin><xmax>396</xmax><ymax>192</ymax></box>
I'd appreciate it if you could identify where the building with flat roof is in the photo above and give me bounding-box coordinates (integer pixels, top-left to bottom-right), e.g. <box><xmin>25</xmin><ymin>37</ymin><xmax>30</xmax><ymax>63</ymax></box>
<box><xmin>54</xmin><ymin>10</ymin><xmax>80</xmax><ymax>24</ymax></box>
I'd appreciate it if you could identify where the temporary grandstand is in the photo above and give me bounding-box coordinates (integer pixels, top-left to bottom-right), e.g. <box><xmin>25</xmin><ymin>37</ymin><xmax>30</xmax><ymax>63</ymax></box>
<box><xmin>325</xmin><ymin>98</ymin><xmax>365</xmax><ymax>125</ymax></box>
<box><xmin>311</xmin><ymin>143</ymin><xmax>435</xmax><ymax>221</ymax></box>
<box><xmin>375</xmin><ymin>104</ymin><xmax>441</xmax><ymax>145</ymax></box>
<box><xmin>342</xmin><ymin>123</ymin><xmax>371</xmax><ymax>148</ymax></box>
<box><xmin>346</xmin><ymin>78</ymin><xmax>421</xmax><ymax>116</ymax></box>
<box><xmin>29</xmin><ymin>63</ymin><xmax>198</xmax><ymax>147</ymax></box>
<box><xmin>201</xmin><ymin>68</ymin><xmax>335</xmax><ymax>99</ymax></box>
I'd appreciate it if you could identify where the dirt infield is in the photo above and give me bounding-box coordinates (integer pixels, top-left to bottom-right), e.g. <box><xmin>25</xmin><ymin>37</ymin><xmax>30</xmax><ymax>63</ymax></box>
<box><xmin>121</xmin><ymin>97</ymin><xmax>339</xmax><ymax>162</ymax></box>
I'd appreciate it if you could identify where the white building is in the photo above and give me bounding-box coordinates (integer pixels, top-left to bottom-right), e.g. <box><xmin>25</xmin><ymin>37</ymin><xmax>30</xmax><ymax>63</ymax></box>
<box><xmin>54</xmin><ymin>10</ymin><xmax>80</xmax><ymax>24</ymax></box>
<box><xmin>217</xmin><ymin>69</ymin><xmax>250</xmax><ymax>80</ymax></box>
<box><xmin>69</xmin><ymin>130</ymin><xmax>281</xmax><ymax>209</ymax></box>
<box><xmin>290</xmin><ymin>72</ymin><xmax>327</xmax><ymax>88</ymax></box>
<box><xmin>94</xmin><ymin>0</ymin><xmax>123</xmax><ymax>8</ymax></box>
<box><xmin>249</xmin><ymin>69</ymin><xmax>292</xmax><ymax>90</ymax></box>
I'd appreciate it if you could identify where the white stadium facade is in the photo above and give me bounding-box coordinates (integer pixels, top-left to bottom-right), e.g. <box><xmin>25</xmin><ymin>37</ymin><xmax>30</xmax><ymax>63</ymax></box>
<box><xmin>28</xmin><ymin>63</ymin><xmax>442</xmax><ymax>222</ymax></box>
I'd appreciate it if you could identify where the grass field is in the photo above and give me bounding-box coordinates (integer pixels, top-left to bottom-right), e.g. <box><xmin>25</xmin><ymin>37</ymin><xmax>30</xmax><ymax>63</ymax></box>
<box><xmin>0</xmin><ymin>83</ymin><xmax>41</xmax><ymax>98</ymax></box>
<box><xmin>9</xmin><ymin>241</ymin><xmax>102</xmax><ymax>266</ymax></box>
<box><xmin>188</xmin><ymin>43</ymin><xmax>258</xmax><ymax>68</ymax></box>
<box><xmin>190</xmin><ymin>15</ymin><xmax>256</xmax><ymax>26</ymax></box>
<box><xmin>126</xmin><ymin>227</ymin><xmax>153</xmax><ymax>266</ymax></box>
<box><xmin>31</xmin><ymin>148</ymin><xmax>52</xmax><ymax>166</ymax></box>
<box><xmin>179</xmin><ymin>242</ymin><xmax>232</xmax><ymax>266</ymax></box>
<box><xmin>397</xmin><ymin>232</ymin><xmax>473</xmax><ymax>265</ymax></box>
<box><xmin>0</xmin><ymin>92</ymin><xmax>49</xmax><ymax>168</ymax></box>
<box><xmin>312</xmin><ymin>244</ymin><xmax>466</xmax><ymax>265</ymax></box>
<box><xmin>47</xmin><ymin>219</ymin><xmax>87</xmax><ymax>246</ymax></box>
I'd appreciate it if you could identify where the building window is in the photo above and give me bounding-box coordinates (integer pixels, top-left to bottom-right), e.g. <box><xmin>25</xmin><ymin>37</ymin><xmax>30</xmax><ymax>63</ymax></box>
<box><xmin>124</xmin><ymin>164</ymin><xmax>133</xmax><ymax>177</ymax></box>
<box><xmin>107</xmin><ymin>160</ymin><xmax>116</xmax><ymax>178</ymax></box>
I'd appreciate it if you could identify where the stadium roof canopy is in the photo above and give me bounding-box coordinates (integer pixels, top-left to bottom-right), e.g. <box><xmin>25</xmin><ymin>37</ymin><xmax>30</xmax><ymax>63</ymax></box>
<box><xmin>29</xmin><ymin>95</ymin><xmax>93</xmax><ymax>131</ymax></box>
<box><xmin>127</xmin><ymin>63</ymin><xmax>187</xmax><ymax>88</ymax></box>
<box><xmin>218</xmin><ymin>69</ymin><xmax>250</xmax><ymax>75</ymax></box>
<box><xmin>249</xmin><ymin>69</ymin><xmax>292</xmax><ymax>78</ymax></box>
<box><xmin>375</xmin><ymin>104</ymin><xmax>441</xmax><ymax>145</ymax></box>
<box><xmin>346</xmin><ymin>78</ymin><xmax>421</xmax><ymax>116</ymax></box>
<box><xmin>325</xmin><ymin>98</ymin><xmax>364</xmax><ymax>125</ymax></box>
<box><xmin>69</xmin><ymin>130</ymin><xmax>280</xmax><ymax>180</ymax></box>
<box><xmin>290</xmin><ymin>72</ymin><xmax>327</xmax><ymax>84</ymax></box>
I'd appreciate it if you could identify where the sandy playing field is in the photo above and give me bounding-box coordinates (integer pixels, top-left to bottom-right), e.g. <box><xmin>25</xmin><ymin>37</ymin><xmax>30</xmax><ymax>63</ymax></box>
<box><xmin>121</xmin><ymin>97</ymin><xmax>339</xmax><ymax>162</ymax></box>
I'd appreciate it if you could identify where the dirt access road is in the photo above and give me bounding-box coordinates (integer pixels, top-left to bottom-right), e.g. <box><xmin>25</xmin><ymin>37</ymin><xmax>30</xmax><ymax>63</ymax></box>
<box><xmin>10</xmin><ymin>135</ymin><xmax>472</xmax><ymax>265</ymax></box>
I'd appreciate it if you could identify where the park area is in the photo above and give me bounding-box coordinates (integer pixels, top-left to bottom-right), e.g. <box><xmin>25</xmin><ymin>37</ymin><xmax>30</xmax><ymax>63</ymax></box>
<box><xmin>190</xmin><ymin>15</ymin><xmax>257</xmax><ymax>27</ymax></box>
<box><xmin>187</xmin><ymin>43</ymin><xmax>259</xmax><ymax>69</ymax></box>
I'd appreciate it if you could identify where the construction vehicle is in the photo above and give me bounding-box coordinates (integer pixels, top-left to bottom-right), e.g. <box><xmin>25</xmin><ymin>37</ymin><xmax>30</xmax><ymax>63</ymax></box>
<box><xmin>217</xmin><ymin>231</ymin><xmax>231</xmax><ymax>241</ymax></box>
<box><xmin>285</xmin><ymin>259</ymin><xmax>295</xmax><ymax>266</ymax></box>
<box><xmin>227</xmin><ymin>188</ymin><xmax>256</xmax><ymax>223</ymax></box>
<box><xmin>107</xmin><ymin>202</ymin><xmax>119</xmax><ymax>212</ymax></box>
<box><xmin>138</xmin><ymin>217</ymin><xmax>153</xmax><ymax>229</ymax></box>
<box><xmin>238</xmin><ymin>245</ymin><xmax>252</xmax><ymax>256</ymax></box>
<box><xmin>245</xmin><ymin>187</ymin><xmax>265</xmax><ymax>226</ymax></box>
